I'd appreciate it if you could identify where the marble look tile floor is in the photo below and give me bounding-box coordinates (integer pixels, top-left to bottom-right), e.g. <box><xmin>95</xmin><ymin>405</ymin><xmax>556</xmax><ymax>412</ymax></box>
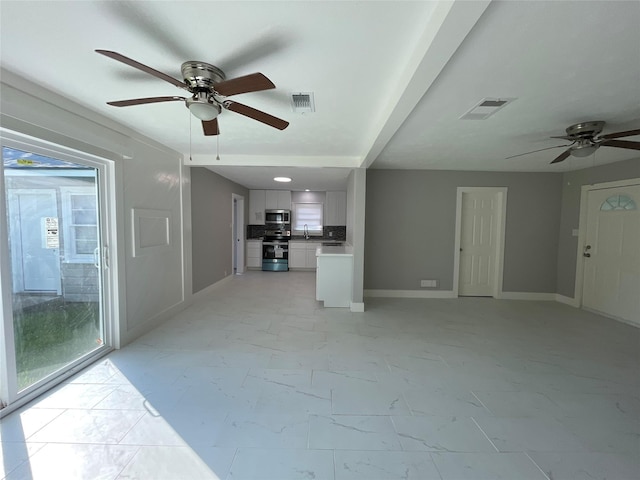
<box><xmin>1</xmin><ymin>271</ymin><xmax>639</xmax><ymax>479</ymax></box>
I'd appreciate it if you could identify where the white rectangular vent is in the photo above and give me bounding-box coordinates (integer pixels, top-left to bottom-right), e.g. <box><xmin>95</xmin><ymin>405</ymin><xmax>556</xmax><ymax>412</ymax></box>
<box><xmin>291</xmin><ymin>92</ymin><xmax>315</xmax><ymax>113</ymax></box>
<box><xmin>460</xmin><ymin>97</ymin><xmax>516</xmax><ymax>120</ymax></box>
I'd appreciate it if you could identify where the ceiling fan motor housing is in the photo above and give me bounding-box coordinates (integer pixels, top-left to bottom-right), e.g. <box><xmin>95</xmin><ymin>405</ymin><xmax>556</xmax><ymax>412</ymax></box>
<box><xmin>565</xmin><ymin>121</ymin><xmax>605</xmax><ymax>138</ymax></box>
<box><xmin>181</xmin><ymin>61</ymin><xmax>226</xmax><ymax>90</ymax></box>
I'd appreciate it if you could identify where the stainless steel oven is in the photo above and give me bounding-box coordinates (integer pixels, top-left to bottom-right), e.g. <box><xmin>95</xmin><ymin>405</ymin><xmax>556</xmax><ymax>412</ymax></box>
<box><xmin>262</xmin><ymin>229</ymin><xmax>291</xmax><ymax>272</ymax></box>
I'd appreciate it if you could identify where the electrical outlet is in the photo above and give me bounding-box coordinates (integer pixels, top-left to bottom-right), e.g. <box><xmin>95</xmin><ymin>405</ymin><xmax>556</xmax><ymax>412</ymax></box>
<box><xmin>329</xmin><ymin>231</ymin><xmax>333</xmax><ymax>237</ymax></box>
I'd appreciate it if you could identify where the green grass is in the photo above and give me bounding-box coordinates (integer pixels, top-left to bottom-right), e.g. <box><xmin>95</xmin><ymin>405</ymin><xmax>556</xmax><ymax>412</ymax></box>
<box><xmin>14</xmin><ymin>301</ymin><xmax>102</xmax><ymax>390</ymax></box>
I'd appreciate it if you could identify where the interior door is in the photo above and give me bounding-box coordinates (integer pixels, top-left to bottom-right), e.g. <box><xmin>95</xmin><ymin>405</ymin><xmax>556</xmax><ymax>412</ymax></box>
<box><xmin>459</xmin><ymin>191</ymin><xmax>498</xmax><ymax>296</ymax></box>
<box><xmin>232</xmin><ymin>194</ymin><xmax>244</xmax><ymax>274</ymax></box>
<box><xmin>582</xmin><ymin>184</ymin><xmax>640</xmax><ymax>324</ymax></box>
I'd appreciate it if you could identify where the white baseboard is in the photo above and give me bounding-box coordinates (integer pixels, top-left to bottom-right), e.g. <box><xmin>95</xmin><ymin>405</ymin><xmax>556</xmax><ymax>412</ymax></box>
<box><xmin>555</xmin><ymin>294</ymin><xmax>579</xmax><ymax>307</ymax></box>
<box><xmin>583</xmin><ymin>306</ymin><xmax>640</xmax><ymax>328</ymax></box>
<box><xmin>498</xmin><ymin>292</ymin><xmax>556</xmax><ymax>301</ymax></box>
<box><xmin>364</xmin><ymin>289</ymin><xmax>456</xmax><ymax>299</ymax></box>
<box><xmin>191</xmin><ymin>274</ymin><xmax>234</xmax><ymax>300</ymax></box>
<box><xmin>350</xmin><ymin>302</ymin><xmax>365</xmax><ymax>313</ymax></box>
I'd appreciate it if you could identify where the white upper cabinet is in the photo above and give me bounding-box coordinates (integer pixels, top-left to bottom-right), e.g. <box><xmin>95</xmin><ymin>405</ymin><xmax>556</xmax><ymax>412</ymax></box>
<box><xmin>325</xmin><ymin>191</ymin><xmax>347</xmax><ymax>226</ymax></box>
<box><xmin>249</xmin><ymin>190</ymin><xmax>266</xmax><ymax>225</ymax></box>
<box><xmin>265</xmin><ymin>190</ymin><xmax>292</xmax><ymax>210</ymax></box>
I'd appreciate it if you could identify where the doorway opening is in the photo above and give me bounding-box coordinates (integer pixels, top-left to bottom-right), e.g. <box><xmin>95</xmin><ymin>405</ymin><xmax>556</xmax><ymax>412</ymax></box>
<box><xmin>232</xmin><ymin>193</ymin><xmax>245</xmax><ymax>275</ymax></box>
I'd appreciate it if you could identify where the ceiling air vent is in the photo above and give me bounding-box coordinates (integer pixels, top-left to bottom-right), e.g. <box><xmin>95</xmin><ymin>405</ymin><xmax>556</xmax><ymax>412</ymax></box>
<box><xmin>460</xmin><ymin>97</ymin><xmax>516</xmax><ymax>120</ymax></box>
<box><xmin>291</xmin><ymin>92</ymin><xmax>315</xmax><ymax>113</ymax></box>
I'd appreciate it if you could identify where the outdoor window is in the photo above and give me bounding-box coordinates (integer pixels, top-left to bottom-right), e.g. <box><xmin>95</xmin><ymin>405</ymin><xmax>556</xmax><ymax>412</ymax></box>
<box><xmin>292</xmin><ymin>202</ymin><xmax>323</xmax><ymax>235</ymax></box>
<box><xmin>61</xmin><ymin>187</ymin><xmax>98</xmax><ymax>262</ymax></box>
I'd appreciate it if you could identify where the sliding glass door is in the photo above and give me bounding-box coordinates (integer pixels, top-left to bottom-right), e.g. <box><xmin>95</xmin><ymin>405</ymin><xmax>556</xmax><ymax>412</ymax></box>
<box><xmin>1</xmin><ymin>133</ymin><xmax>114</xmax><ymax>408</ymax></box>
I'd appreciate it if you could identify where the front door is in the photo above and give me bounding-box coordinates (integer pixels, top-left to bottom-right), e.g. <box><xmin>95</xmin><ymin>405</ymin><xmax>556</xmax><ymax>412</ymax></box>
<box><xmin>582</xmin><ymin>184</ymin><xmax>640</xmax><ymax>324</ymax></box>
<box><xmin>458</xmin><ymin>190</ymin><xmax>499</xmax><ymax>296</ymax></box>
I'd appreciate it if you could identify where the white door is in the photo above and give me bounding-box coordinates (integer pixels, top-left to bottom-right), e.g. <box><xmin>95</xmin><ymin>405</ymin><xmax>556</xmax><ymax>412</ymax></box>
<box><xmin>8</xmin><ymin>189</ymin><xmax>60</xmax><ymax>293</ymax></box>
<box><xmin>459</xmin><ymin>191</ymin><xmax>498</xmax><ymax>296</ymax></box>
<box><xmin>582</xmin><ymin>185</ymin><xmax>640</xmax><ymax>324</ymax></box>
<box><xmin>232</xmin><ymin>194</ymin><xmax>245</xmax><ymax>274</ymax></box>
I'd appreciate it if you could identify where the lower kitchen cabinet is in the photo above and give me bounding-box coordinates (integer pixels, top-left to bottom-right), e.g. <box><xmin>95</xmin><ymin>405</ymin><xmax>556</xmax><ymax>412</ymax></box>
<box><xmin>289</xmin><ymin>241</ymin><xmax>321</xmax><ymax>269</ymax></box>
<box><xmin>246</xmin><ymin>240</ymin><xmax>262</xmax><ymax>269</ymax></box>
<box><xmin>316</xmin><ymin>251</ymin><xmax>353</xmax><ymax>307</ymax></box>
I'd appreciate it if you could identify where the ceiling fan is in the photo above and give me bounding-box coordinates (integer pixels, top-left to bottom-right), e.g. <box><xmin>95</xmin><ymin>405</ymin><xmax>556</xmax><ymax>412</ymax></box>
<box><xmin>507</xmin><ymin>121</ymin><xmax>640</xmax><ymax>164</ymax></box>
<box><xmin>96</xmin><ymin>50</ymin><xmax>289</xmax><ymax>136</ymax></box>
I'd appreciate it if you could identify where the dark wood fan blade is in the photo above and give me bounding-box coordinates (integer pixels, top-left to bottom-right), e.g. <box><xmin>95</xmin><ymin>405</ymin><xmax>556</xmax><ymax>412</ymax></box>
<box><xmin>96</xmin><ymin>50</ymin><xmax>186</xmax><ymax>89</ymax></box>
<box><xmin>223</xmin><ymin>101</ymin><xmax>289</xmax><ymax>130</ymax></box>
<box><xmin>550</xmin><ymin>150</ymin><xmax>571</xmax><ymax>164</ymax></box>
<box><xmin>202</xmin><ymin>118</ymin><xmax>220</xmax><ymax>136</ymax></box>
<box><xmin>214</xmin><ymin>73</ymin><xmax>275</xmax><ymax>97</ymax></box>
<box><xmin>107</xmin><ymin>96</ymin><xmax>185</xmax><ymax>107</ymax></box>
<box><xmin>600</xmin><ymin>139</ymin><xmax>640</xmax><ymax>150</ymax></box>
<box><xmin>600</xmin><ymin>129</ymin><xmax>640</xmax><ymax>140</ymax></box>
<box><xmin>506</xmin><ymin>144</ymin><xmax>573</xmax><ymax>160</ymax></box>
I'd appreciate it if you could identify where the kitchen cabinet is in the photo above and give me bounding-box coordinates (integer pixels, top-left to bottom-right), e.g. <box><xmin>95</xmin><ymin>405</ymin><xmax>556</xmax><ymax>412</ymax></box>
<box><xmin>249</xmin><ymin>190</ymin><xmax>265</xmax><ymax>225</ymax></box>
<box><xmin>265</xmin><ymin>190</ymin><xmax>291</xmax><ymax>210</ymax></box>
<box><xmin>289</xmin><ymin>241</ymin><xmax>320</xmax><ymax>269</ymax></box>
<box><xmin>325</xmin><ymin>191</ymin><xmax>347</xmax><ymax>226</ymax></box>
<box><xmin>246</xmin><ymin>240</ymin><xmax>262</xmax><ymax>268</ymax></box>
<box><xmin>316</xmin><ymin>245</ymin><xmax>353</xmax><ymax>308</ymax></box>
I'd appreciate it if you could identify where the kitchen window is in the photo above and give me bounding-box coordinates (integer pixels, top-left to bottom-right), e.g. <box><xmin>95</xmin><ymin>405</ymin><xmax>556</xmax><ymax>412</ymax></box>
<box><xmin>292</xmin><ymin>202</ymin><xmax>323</xmax><ymax>235</ymax></box>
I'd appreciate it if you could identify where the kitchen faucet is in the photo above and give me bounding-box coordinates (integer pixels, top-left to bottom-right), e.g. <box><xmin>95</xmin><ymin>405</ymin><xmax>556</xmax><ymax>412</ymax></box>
<box><xmin>303</xmin><ymin>224</ymin><xmax>309</xmax><ymax>240</ymax></box>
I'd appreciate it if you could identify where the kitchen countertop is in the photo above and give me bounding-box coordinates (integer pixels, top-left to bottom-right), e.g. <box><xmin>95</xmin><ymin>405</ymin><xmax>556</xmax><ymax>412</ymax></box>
<box><xmin>247</xmin><ymin>237</ymin><xmax>347</xmax><ymax>244</ymax></box>
<box><xmin>316</xmin><ymin>245</ymin><xmax>353</xmax><ymax>256</ymax></box>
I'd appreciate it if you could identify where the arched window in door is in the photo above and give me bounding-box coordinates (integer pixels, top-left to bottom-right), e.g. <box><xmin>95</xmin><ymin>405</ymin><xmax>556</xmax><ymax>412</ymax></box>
<box><xmin>600</xmin><ymin>194</ymin><xmax>637</xmax><ymax>211</ymax></box>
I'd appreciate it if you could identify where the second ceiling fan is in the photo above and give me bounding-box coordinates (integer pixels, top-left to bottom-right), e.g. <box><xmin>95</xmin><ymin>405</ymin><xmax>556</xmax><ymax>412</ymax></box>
<box><xmin>507</xmin><ymin>121</ymin><xmax>640</xmax><ymax>164</ymax></box>
<box><xmin>96</xmin><ymin>49</ymin><xmax>289</xmax><ymax>136</ymax></box>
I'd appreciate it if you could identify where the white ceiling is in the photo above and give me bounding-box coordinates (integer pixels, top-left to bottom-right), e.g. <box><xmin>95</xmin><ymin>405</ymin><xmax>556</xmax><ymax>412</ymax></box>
<box><xmin>1</xmin><ymin>1</ymin><xmax>639</xmax><ymax>190</ymax></box>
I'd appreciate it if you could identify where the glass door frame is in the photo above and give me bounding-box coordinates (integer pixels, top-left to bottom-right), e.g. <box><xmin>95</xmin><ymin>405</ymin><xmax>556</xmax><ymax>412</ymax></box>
<box><xmin>0</xmin><ymin>129</ymin><xmax>118</xmax><ymax>413</ymax></box>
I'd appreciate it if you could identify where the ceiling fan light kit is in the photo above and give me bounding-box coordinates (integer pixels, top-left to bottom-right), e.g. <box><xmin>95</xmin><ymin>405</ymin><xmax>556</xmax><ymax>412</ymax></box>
<box><xmin>507</xmin><ymin>120</ymin><xmax>640</xmax><ymax>164</ymax></box>
<box><xmin>186</xmin><ymin>93</ymin><xmax>221</xmax><ymax>121</ymax></box>
<box><xmin>96</xmin><ymin>50</ymin><xmax>289</xmax><ymax>137</ymax></box>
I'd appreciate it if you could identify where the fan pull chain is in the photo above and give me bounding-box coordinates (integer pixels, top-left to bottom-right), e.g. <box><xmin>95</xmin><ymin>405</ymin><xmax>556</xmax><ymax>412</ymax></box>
<box><xmin>216</xmin><ymin>134</ymin><xmax>220</xmax><ymax>161</ymax></box>
<box><xmin>189</xmin><ymin>112</ymin><xmax>193</xmax><ymax>162</ymax></box>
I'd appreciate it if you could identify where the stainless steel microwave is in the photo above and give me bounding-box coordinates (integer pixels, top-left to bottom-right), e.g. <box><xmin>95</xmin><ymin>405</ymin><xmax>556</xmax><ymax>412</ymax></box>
<box><xmin>265</xmin><ymin>209</ymin><xmax>290</xmax><ymax>226</ymax></box>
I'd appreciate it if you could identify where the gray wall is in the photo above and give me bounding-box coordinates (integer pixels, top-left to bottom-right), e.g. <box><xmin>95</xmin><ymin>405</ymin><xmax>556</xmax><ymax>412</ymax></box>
<box><xmin>365</xmin><ymin>169</ymin><xmax>563</xmax><ymax>292</ymax></box>
<box><xmin>556</xmin><ymin>157</ymin><xmax>640</xmax><ymax>298</ymax></box>
<box><xmin>191</xmin><ymin>167</ymin><xmax>249</xmax><ymax>294</ymax></box>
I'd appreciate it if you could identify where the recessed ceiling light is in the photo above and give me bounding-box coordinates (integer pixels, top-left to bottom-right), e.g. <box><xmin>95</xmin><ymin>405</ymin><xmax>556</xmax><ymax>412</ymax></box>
<box><xmin>305</xmin><ymin>189</ymin><xmax>310</xmax><ymax>192</ymax></box>
<box><xmin>274</xmin><ymin>176</ymin><xmax>292</xmax><ymax>183</ymax></box>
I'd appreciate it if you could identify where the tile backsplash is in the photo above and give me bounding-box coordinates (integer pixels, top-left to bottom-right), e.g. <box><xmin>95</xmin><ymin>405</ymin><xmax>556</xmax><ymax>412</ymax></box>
<box><xmin>247</xmin><ymin>225</ymin><xmax>346</xmax><ymax>240</ymax></box>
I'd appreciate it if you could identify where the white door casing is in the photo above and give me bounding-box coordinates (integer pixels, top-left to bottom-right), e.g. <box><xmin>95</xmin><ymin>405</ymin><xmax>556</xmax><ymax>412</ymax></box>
<box><xmin>581</xmin><ymin>184</ymin><xmax>640</xmax><ymax>325</ymax></box>
<box><xmin>454</xmin><ymin>187</ymin><xmax>507</xmax><ymax>297</ymax></box>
